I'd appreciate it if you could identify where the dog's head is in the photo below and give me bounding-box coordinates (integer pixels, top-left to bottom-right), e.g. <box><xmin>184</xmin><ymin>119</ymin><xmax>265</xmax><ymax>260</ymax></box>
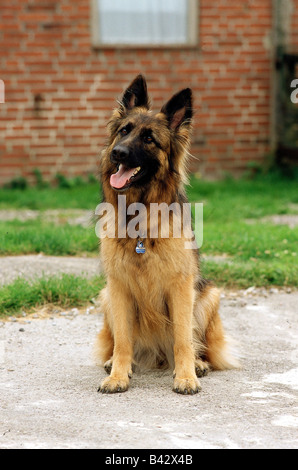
<box><xmin>101</xmin><ymin>75</ymin><xmax>193</xmax><ymax>201</ymax></box>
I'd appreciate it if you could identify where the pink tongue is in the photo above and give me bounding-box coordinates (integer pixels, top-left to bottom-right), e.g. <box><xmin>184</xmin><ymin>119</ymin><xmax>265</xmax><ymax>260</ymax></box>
<box><xmin>110</xmin><ymin>164</ymin><xmax>136</xmax><ymax>189</ymax></box>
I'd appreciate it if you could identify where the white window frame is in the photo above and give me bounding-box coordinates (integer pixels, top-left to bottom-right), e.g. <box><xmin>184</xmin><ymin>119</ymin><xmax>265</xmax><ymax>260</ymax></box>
<box><xmin>91</xmin><ymin>0</ymin><xmax>199</xmax><ymax>48</ymax></box>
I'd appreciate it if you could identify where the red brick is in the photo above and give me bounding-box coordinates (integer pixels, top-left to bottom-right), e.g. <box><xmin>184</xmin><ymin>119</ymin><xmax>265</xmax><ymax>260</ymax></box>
<box><xmin>0</xmin><ymin>0</ymin><xmax>296</xmax><ymax>184</ymax></box>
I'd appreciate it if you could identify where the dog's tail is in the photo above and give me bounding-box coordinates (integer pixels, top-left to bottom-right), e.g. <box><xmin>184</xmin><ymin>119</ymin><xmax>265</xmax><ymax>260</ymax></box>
<box><xmin>193</xmin><ymin>281</ymin><xmax>241</xmax><ymax>370</ymax></box>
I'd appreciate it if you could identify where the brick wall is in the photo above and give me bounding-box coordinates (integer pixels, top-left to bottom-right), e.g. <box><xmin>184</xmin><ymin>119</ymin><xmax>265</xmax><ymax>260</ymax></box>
<box><xmin>0</xmin><ymin>0</ymin><xmax>296</xmax><ymax>185</ymax></box>
<box><xmin>290</xmin><ymin>2</ymin><xmax>298</xmax><ymax>48</ymax></box>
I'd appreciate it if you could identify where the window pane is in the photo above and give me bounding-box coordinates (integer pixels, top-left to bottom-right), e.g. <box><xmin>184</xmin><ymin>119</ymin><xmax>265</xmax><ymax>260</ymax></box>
<box><xmin>97</xmin><ymin>0</ymin><xmax>188</xmax><ymax>45</ymax></box>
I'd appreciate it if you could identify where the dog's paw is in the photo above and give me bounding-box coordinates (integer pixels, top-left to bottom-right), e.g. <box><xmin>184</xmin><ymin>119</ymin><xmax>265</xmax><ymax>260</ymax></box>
<box><xmin>195</xmin><ymin>359</ymin><xmax>210</xmax><ymax>378</ymax></box>
<box><xmin>173</xmin><ymin>376</ymin><xmax>201</xmax><ymax>395</ymax></box>
<box><xmin>98</xmin><ymin>375</ymin><xmax>130</xmax><ymax>394</ymax></box>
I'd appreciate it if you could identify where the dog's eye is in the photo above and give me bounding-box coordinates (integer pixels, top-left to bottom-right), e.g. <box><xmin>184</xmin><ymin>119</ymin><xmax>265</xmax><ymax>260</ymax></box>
<box><xmin>120</xmin><ymin>127</ymin><xmax>128</xmax><ymax>136</ymax></box>
<box><xmin>144</xmin><ymin>135</ymin><xmax>153</xmax><ymax>144</ymax></box>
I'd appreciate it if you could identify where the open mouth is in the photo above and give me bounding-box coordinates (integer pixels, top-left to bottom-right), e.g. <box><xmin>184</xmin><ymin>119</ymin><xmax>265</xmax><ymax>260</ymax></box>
<box><xmin>110</xmin><ymin>164</ymin><xmax>143</xmax><ymax>190</ymax></box>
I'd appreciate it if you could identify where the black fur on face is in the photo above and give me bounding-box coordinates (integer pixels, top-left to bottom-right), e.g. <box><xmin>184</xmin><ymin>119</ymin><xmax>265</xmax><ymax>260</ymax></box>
<box><xmin>103</xmin><ymin>75</ymin><xmax>193</xmax><ymax>195</ymax></box>
<box><xmin>109</xmin><ymin>113</ymin><xmax>163</xmax><ymax>192</ymax></box>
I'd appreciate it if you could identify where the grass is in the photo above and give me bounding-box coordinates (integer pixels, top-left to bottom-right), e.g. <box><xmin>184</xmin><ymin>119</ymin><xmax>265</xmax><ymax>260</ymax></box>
<box><xmin>0</xmin><ymin>219</ymin><xmax>98</xmax><ymax>256</ymax></box>
<box><xmin>202</xmin><ymin>258</ymin><xmax>297</xmax><ymax>288</ymax></box>
<box><xmin>187</xmin><ymin>175</ymin><xmax>298</xmax><ymax>219</ymax></box>
<box><xmin>187</xmin><ymin>174</ymin><xmax>298</xmax><ymax>288</ymax></box>
<box><xmin>0</xmin><ymin>274</ymin><xmax>105</xmax><ymax>316</ymax></box>
<box><xmin>0</xmin><ymin>172</ymin><xmax>297</xmax><ymax>314</ymax></box>
<box><xmin>0</xmin><ymin>183</ymin><xmax>101</xmax><ymax>210</ymax></box>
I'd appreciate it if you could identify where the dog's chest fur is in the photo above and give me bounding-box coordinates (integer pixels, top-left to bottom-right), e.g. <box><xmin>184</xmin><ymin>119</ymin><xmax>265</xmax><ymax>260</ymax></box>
<box><xmin>101</xmin><ymin>236</ymin><xmax>197</xmax><ymax>331</ymax></box>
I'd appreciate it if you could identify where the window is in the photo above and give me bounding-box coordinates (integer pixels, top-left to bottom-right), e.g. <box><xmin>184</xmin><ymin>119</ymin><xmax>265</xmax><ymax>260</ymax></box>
<box><xmin>91</xmin><ymin>0</ymin><xmax>198</xmax><ymax>47</ymax></box>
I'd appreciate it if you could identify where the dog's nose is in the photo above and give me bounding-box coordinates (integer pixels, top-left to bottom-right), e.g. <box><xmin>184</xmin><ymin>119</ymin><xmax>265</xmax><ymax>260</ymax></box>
<box><xmin>111</xmin><ymin>145</ymin><xmax>130</xmax><ymax>163</ymax></box>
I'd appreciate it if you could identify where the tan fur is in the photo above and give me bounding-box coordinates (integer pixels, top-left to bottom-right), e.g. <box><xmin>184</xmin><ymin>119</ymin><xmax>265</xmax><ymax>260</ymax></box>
<box><xmin>96</xmin><ymin>76</ymin><xmax>239</xmax><ymax>394</ymax></box>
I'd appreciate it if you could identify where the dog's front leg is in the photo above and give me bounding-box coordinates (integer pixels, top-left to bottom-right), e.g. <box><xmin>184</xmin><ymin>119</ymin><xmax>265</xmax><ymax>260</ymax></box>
<box><xmin>168</xmin><ymin>276</ymin><xmax>201</xmax><ymax>395</ymax></box>
<box><xmin>99</xmin><ymin>278</ymin><xmax>133</xmax><ymax>393</ymax></box>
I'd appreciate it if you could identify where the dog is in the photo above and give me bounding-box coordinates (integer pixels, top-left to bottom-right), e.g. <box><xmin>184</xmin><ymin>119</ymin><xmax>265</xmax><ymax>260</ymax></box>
<box><xmin>95</xmin><ymin>75</ymin><xmax>239</xmax><ymax>394</ymax></box>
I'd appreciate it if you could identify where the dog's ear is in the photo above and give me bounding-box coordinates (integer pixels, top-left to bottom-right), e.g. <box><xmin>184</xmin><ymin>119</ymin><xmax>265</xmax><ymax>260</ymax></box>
<box><xmin>121</xmin><ymin>74</ymin><xmax>150</xmax><ymax>111</ymax></box>
<box><xmin>161</xmin><ymin>88</ymin><xmax>193</xmax><ymax>131</ymax></box>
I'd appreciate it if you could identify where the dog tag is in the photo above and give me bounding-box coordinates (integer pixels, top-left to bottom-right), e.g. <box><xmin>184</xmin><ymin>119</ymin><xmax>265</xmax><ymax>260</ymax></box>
<box><xmin>136</xmin><ymin>241</ymin><xmax>146</xmax><ymax>254</ymax></box>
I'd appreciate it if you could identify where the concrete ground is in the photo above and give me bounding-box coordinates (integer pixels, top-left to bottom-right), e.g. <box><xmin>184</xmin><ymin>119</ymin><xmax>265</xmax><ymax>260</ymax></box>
<box><xmin>0</xmin><ymin>288</ymin><xmax>297</xmax><ymax>449</ymax></box>
<box><xmin>0</xmin><ymin>254</ymin><xmax>101</xmax><ymax>285</ymax></box>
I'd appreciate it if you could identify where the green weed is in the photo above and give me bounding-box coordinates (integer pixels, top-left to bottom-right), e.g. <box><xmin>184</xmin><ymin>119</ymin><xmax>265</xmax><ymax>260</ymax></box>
<box><xmin>0</xmin><ymin>274</ymin><xmax>105</xmax><ymax>316</ymax></box>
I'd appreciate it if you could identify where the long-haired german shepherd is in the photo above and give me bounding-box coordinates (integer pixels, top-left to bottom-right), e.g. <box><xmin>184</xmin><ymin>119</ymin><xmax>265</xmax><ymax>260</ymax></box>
<box><xmin>95</xmin><ymin>75</ymin><xmax>239</xmax><ymax>395</ymax></box>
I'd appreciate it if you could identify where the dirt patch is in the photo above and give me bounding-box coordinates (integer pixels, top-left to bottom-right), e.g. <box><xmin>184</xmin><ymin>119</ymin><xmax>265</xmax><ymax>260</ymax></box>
<box><xmin>246</xmin><ymin>214</ymin><xmax>298</xmax><ymax>228</ymax></box>
<box><xmin>0</xmin><ymin>254</ymin><xmax>236</xmax><ymax>287</ymax></box>
<box><xmin>0</xmin><ymin>209</ymin><xmax>94</xmax><ymax>227</ymax></box>
<box><xmin>0</xmin><ymin>255</ymin><xmax>101</xmax><ymax>285</ymax></box>
<box><xmin>0</xmin><ymin>209</ymin><xmax>39</xmax><ymax>222</ymax></box>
